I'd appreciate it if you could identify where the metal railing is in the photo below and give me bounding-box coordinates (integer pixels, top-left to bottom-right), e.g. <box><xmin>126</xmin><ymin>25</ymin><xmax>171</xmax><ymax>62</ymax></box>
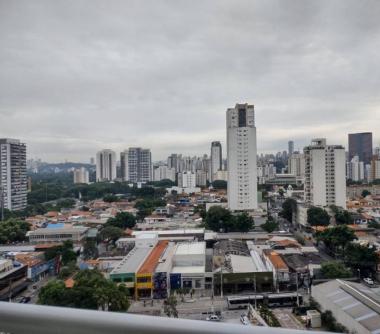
<box><xmin>0</xmin><ymin>302</ymin><xmax>330</xmax><ymax>334</ymax></box>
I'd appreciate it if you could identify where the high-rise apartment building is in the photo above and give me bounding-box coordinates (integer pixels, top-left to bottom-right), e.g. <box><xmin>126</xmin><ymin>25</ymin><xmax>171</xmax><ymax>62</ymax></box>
<box><xmin>120</xmin><ymin>148</ymin><xmax>152</xmax><ymax>183</ymax></box>
<box><xmin>370</xmin><ymin>156</ymin><xmax>380</xmax><ymax>181</ymax></box>
<box><xmin>195</xmin><ymin>170</ymin><xmax>207</xmax><ymax>187</ymax></box>
<box><xmin>96</xmin><ymin>149</ymin><xmax>117</xmax><ymax>182</ymax></box>
<box><xmin>153</xmin><ymin>165</ymin><xmax>176</xmax><ymax>182</ymax></box>
<box><xmin>288</xmin><ymin>152</ymin><xmax>305</xmax><ymax>178</ymax></box>
<box><xmin>346</xmin><ymin>156</ymin><xmax>364</xmax><ymax>182</ymax></box>
<box><xmin>288</xmin><ymin>141</ymin><xmax>294</xmax><ymax>156</ymax></box>
<box><xmin>348</xmin><ymin>132</ymin><xmax>373</xmax><ymax>165</ymax></box>
<box><xmin>178</xmin><ymin>171</ymin><xmax>196</xmax><ymax>188</ymax></box>
<box><xmin>73</xmin><ymin>167</ymin><xmax>90</xmax><ymax>184</ymax></box>
<box><xmin>227</xmin><ymin>103</ymin><xmax>257</xmax><ymax>211</ymax></box>
<box><xmin>0</xmin><ymin>139</ymin><xmax>27</xmax><ymax>211</ymax></box>
<box><xmin>210</xmin><ymin>141</ymin><xmax>222</xmax><ymax>181</ymax></box>
<box><xmin>304</xmin><ymin>139</ymin><xmax>346</xmax><ymax>208</ymax></box>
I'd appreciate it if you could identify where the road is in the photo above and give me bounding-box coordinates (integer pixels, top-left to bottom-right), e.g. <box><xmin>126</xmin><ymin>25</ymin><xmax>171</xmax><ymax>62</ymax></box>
<box><xmin>13</xmin><ymin>275</ymin><xmax>53</xmax><ymax>304</ymax></box>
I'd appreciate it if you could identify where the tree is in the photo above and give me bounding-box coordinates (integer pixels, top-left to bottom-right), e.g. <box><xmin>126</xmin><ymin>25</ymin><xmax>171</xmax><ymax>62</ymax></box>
<box><xmin>261</xmin><ymin>218</ymin><xmax>279</xmax><ymax>233</ymax></box>
<box><xmin>321</xmin><ymin>261</ymin><xmax>352</xmax><ymax>279</ymax></box>
<box><xmin>83</xmin><ymin>239</ymin><xmax>99</xmax><ymax>260</ymax></box>
<box><xmin>99</xmin><ymin>226</ymin><xmax>123</xmax><ymax>243</ymax></box>
<box><xmin>317</xmin><ymin>225</ymin><xmax>356</xmax><ymax>255</ymax></box>
<box><xmin>38</xmin><ymin>269</ymin><xmax>130</xmax><ymax>312</ymax></box>
<box><xmin>44</xmin><ymin>240</ymin><xmax>77</xmax><ymax>266</ymax></box>
<box><xmin>307</xmin><ymin>207</ymin><xmax>330</xmax><ymax>226</ymax></box>
<box><xmin>368</xmin><ymin>220</ymin><xmax>380</xmax><ymax>229</ymax></box>
<box><xmin>279</xmin><ymin>198</ymin><xmax>297</xmax><ymax>222</ymax></box>
<box><xmin>0</xmin><ymin>219</ymin><xmax>30</xmax><ymax>244</ymax></box>
<box><xmin>361</xmin><ymin>189</ymin><xmax>371</xmax><ymax>198</ymax></box>
<box><xmin>344</xmin><ymin>243</ymin><xmax>379</xmax><ymax>276</ymax></box>
<box><xmin>103</xmin><ymin>194</ymin><xmax>119</xmax><ymax>203</ymax></box>
<box><xmin>106</xmin><ymin>212</ymin><xmax>136</xmax><ymax>229</ymax></box>
<box><xmin>234</xmin><ymin>212</ymin><xmax>254</xmax><ymax>232</ymax></box>
<box><xmin>334</xmin><ymin>210</ymin><xmax>354</xmax><ymax>225</ymax></box>
<box><xmin>211</xmin><ymin>180</ymin><xmax>227</xmax><ymax>190</ymax></box>
<box><xmin>163</xmin><ymin>294</ymin><xmax>178</xmax><ymax>318</ymax></box>
<box><xmin>204</xmin><ymin>206</ymin><xmax>235</xmax><ymax>232</ymax></box>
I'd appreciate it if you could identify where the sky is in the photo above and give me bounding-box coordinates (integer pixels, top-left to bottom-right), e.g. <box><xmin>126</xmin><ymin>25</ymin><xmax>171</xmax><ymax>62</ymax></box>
<box><xmin>0</xmin><ymin>0</ymin><xmax>379</xmax><ymax>162</ymax></box>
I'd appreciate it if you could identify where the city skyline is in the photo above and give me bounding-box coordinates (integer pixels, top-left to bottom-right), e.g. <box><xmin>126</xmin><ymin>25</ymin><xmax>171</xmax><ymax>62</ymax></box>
<box><xmin>1</xmin><ymin>1</ymin><xmax>380</xmax><ymax>162</ymax></box>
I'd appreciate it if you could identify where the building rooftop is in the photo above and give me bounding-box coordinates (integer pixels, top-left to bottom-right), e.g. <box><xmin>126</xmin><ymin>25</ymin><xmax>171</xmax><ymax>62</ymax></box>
<box><xmin>132</xmin><ymin>229</ymin><xmax>204</xmax><ymax>237</ymax></box>
<box><xmin>226</xmin><ymin>255</ymin><xmax>257</xmax><ymax>273</ymax></box>
<box><xmin>171</xmin><ymin>266</ymin><xmax>205</xmax><ymax>274</ymax></box>
<box><xmin>155</xmin><ymin>242</ymin><xmax>177</xmax><ymax>273</ymax></box>
<box><xmin>263</xmin><ymin>250</ymin><xmax>288</xmax><ymax>270</ymax></box>
<box><xmin>138</xmin><ymin>241</ymin><xmax>168</xmax><ymax>274</ymax></box>
<box><xmin>110</xmin><ymin>247</ymin><xmax>153</xmax><ymax>275</ymax></box>
<box><xmin>175</xmin><ymin>242</ymin><xmax>205</xmax><ymax>256</ymax></box>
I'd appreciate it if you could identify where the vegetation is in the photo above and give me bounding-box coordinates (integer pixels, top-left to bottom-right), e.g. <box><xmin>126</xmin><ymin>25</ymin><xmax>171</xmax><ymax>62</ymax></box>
<box><xmin>321</xmin><ymin>261</ymin><xmax>352</xmax><ymax>279</ymax></box>
<box><xmin>0</xmin><ymin>219</ymin><xmax>30</xmax><ymax>244</ymax></box>
<box><xmin>204</xmin><ymin>206</ymin><xmax>254</xmax><ymax>232</ymax></box>
<box><xmin>258</xmin><ymin>306</ymin><xmax>280</xmax><ymax>327</ymax></box>
<box><xmin>148</xmin><ymin>179</ymin><xmax>175</xmax><ymax>188</ymax></box>
<box><xmin>82</xmin><ymin>239</ymin><xmax>99</xmax><ymax>260</ymax></box>
<box><xmin>317</xmin><ymin>225</ymin><xmax>356</xmax><ymax>256</ymax></box>
<box><xmin>211</xmin><ymin>180</ymin><xmax>227</xmax><ymax>190</ymax></box>
<box><xmin>279</xmin><ymin>198</ymin><xmax>297</xmax><ymax>222</ymax></box>
<box><xmin>105</xmin><ymin>212</ymin><xmax>136</xmax><ymax>230</ymax></box>
<box><xmin>368</xmin><ymin>220</ymin><xmax>380</xmax><ymax>229</ymax></box>
<box><xmin>163</xmin><ymin>294</ymin><xmax>178</xmax><ymax>318</ymax></box>
<box><xmin>45</xmin><ymin>240</ymin><xmax>77</xmax><ymax>266</ymax></box>
<box><xmin>103</xmin><ymin>194</ymin><xmax>119</xmax><ymax>203</ymax></box>
<box><xmin>134</xmin><ymin>198</ymin><xmax>166</xmax><ymax>220</ymax></box>
<box><xmin>344</xmin><ymin>243</ymin><xmax>379</xmax><ymax>276</ymax></box>
<box><xmin>99</xmin><ymin>226</ymin><xmax>124</xmax><ymax>243</ymax></box>
<box><xmin>321</xmin><ymin>310</ymin><xmax>348</xmax><ymax>333</ymax></box>
<box><xmin>334</xmin><ymin>210</ymin><xmax>354</xmax><ymax>225</ymax></box>
<box><xmin>261</xmin><ymin>216</ymin><xmax>279</xmax><ymax>233</ymax></box>
<box><xmin>38</xmin><ymin>269</ymin><xmax>130</xmax><ymax>312</ymax></box>
<box><xmin>294</xmin><ymin>232</ymin><xmax>305</xmax><ymax>245</ymax></box>
<box><xmin>307</xmin><ymin>207</ymin><xmax>330</xmax><ymax>226</ymax></box>
<box><xmin>361</xmin><ymin>189</ymin><xmax>371</xmax><ymax>198</ymax></box>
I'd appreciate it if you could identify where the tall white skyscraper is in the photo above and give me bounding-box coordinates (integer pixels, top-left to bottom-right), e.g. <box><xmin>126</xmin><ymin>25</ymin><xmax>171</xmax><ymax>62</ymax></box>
<box><xmin>346</xmin><ymin>156</ymin><xmax>364</xmax><ymax>182</ymax></box>
<box><xmin>304</xmin><ymin>139</ymin><xmax>346</xmax><ymax>208</ymax></box>
<box><xmin>153</xmin><ymin>165</ymin><xmax>176</xmax><ymax>182</ymax></box>
<box><xmin>120</xmin><ymin>148</ymin><xmax>152</xmax><ymax>183</ymax></box>
<box><xmin>210</xmin><ymin>141</ymin><xmax>222</xmax><ymax>181</ymax></box>
<box><xmin>178</xmin><ymin>171</ymin><xmax>196</xmax><ymax>188</ymax></box>
<box><xmin>227</xmin><ymin>103</ymin><xmax>257</xmax><ymax>211</ymax></box>
<box><xmin>96</xmin><ymin>149</ymin><xmax>117</xmax><ymax>182</ymax></box>
<box><xmin>0</xmin><ymin>138</ymin><xmax>27</xmax><ymax>211</ymax></box>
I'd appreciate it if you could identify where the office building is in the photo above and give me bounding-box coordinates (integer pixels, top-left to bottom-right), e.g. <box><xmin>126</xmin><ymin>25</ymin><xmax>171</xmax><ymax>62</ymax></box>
<box><xmin>121</xmin><ymin>148</ymin><xmax>152</xmax><ymax>183</ymax></box>
<box><xmin>227</xmin><ymin>103</ymin><xmax>258</xmax><ymax>210</ymax></box>
<box><xmin>195</xmin><ymin>170</ymin><xmax>207</xmax><ymax>187</ymax></box>
<box><xmin>348</xmin><ymin>132</ymin><xmax>373</xmax><ymax>165</ymax></box>
<box><xmin>288</xmin><ymin>153</ymin><xmax>305</xmax><ymax>178</ymax></box>
<box><xmin>346</xmin><ymin>156</ymin><xmax>364</xmax><ymax>182</ymax></box>
<box><xmin>178</xmin><ymin>171</ymin><xmax>196</xmax><ymax>188</ymax></box>
<box><xmin>370</xmin><ymin>157</ymin><xmax>380</xmax><ymax>181</ymax></box>
<box><xmin>96</xmin><ymin>149</ymin><xmax>117</xmax><ymax>182</ymax></box>
<box><xmin>288</xmin><ymin>141</ymin><xmax>294</xmax><ymax>156</ymax></box>
<box><xmin>0</xmin><ymin>138</ymin><xmax>27</xmax><ymax>211</ymax></box>
<box><xmin>210</xmin><ymin>141</ymin><xmax>222</xmax><ymax>181</ymax></box>
<box><xmin>304</xmin><ymin>139</ymin><xmax>346</xmax><ymax>208</ymax></box>
<box><xmin>73</xmin><ymin>167</ymin><xmax>90</xmax><ymax>184</ymax></box>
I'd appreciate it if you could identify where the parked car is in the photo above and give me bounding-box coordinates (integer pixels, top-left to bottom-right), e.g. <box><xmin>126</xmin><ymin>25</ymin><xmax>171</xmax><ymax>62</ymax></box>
<box><xmin>206</xmin><ymin>315</ymin><xmax>221</xmax><ymax>322</ymax></box>
<box><xmin>19</xmin><ymin>296</ymin><xmax>31</xmax><ymax>304</ymax></box>
<box><xmin>363</xmin><ymin>277</ymin><xmax>374</xmax><ymax>285</ymax></box>
<box><xmin>240</xmin><ymin>314</ymin><xmax>249</xmax><ymax>325</ymax></box>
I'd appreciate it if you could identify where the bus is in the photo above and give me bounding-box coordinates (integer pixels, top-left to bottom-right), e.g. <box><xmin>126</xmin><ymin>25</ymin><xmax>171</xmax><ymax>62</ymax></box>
<box><xmin>227</xmin><ymin>295</ymin><xmax>264</xmax><ymax>310</ymax></box>
<box><xmin>267</xmin><ymin>292</ymin><xmax>302</xmax><ymax>307</ymax></box>
<box><xmin>227</xmin><ymin>293</ymin><xmax>302</xmax><ymax>310</ymax></box>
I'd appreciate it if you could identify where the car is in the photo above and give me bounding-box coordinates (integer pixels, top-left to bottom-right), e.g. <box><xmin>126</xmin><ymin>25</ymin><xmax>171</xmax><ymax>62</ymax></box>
<box><xmin>19</xmin><ymin>296</ymin><xmax>31</xmax><ymax>304</ymax></box>
<box><xmin>206</xmin><ymin>315</ymin><xmax>221</xmax><ymax>322</ymax></box>
<box><xmin>240</xmin><ymin>314</ymin><xmax>249</xmax><ymax>325</ymax></box>
<box><xmin>363</xmin><ymin>277</ymin><xmax>374</xmax><ymax>285</ymax></box>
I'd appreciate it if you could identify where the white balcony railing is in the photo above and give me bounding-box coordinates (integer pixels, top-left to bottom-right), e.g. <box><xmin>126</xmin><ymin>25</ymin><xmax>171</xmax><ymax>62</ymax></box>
<box><xmin>0</xmin><ymin>302</ymin><xmax>330</xmax><ymax>334</ymax></box>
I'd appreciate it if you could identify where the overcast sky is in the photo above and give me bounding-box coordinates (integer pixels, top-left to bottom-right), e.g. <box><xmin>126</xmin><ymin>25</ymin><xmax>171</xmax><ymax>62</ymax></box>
<box><xmin>0</xmin><ymin>0</ymin><xmax>379</xmax><ymax>162</ymax></box>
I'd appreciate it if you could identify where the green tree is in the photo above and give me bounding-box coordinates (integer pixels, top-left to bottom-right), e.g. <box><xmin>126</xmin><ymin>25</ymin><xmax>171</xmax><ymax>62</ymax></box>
<box><xmin>103</xmin><ymin>194</ymin><xmax>119</xmax><ymax>203</ymax></box>
<box><xmin>361</xmin><ymin>189</ymin><xmax>371</xmax><ymax>198</ymax></box>
<box><xmin>334</xmin><ymin>210</ymin><xmax>354</xmax><ymax>225</ymax></box>
<box><xmin>368</xmin><ymin>220</ymin><xmax>380</xmax><ymax>229</ymax></box>
<box><xmin>106</xmin><ymin>212</ymin><xmax>136</xmax><ymax>229</ymax></box>
<box><xmin>321</xmin><ymin>261</ymin><xmax>352</xmax><ymax>279</ymax></box>
<box><xmin>0</xmin><ymin>219</ymin><xmax>30</xmax><ymax>244</ymax></box>
<box><xmin>83</xmin><ymin>239</ymin><xmax>99</xmax><ymax>260</ymax></box>
<box><xmin>44</xmin><ymin>240</ymin><xmax>77</xmax><ymax>266</ymax></box>
<box><xmin>99</xmin><ymin>226</ymin><xmax>123</xmax><ymax>242</ymax></box>
<box><xmin>279</xmin><ymin>198</ymin><xmax>297</xmax><ymax>222</ymax></box>
<box><xmin>307</xmin><ymin>207</ymin><xmax>330</xmax><ymax>226</ymax></box>
<box><xmin>317</xmin><ymin>225</ymin><xmax>356</xmax><ymax>255</ymax></box>
<box><xmin>38</xmin><ymin>280</ymin><xmax>68</xmax><ymax>307</ymax></box>
<box><xmin>234</xmin><ymin>212</ymin><xmax>254</xmax><ymax>232</ymax></box>
<box><xmin>344</xmin><ymin>243</ymin><xmax>379</xmax><ymax>276</ymax></box>
<box><xmin>163</xmin><ymin>294</ymin><xmax>178</xmax><ymax>318</ymax></box>
<box><xmin>261</xmin><ymin>217</ymin><xmax>279</xmax><ymax>233</ymax></box>
<box><xmin>211</xmin><ymin>180</ymin><xmax>227</xmax><ymax>190</ymax></box>
<box><xmin>204</xmin><ymin>206</ymin><xmax>234</xmax><ymax>232</ymax></box>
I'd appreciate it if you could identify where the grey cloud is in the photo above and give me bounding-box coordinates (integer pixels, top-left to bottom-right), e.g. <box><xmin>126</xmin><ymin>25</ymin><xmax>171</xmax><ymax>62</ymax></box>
<box><xmin>0</xmin><ymin>0</ymin><xmax>379</xmax><ymax>162</ymax></box>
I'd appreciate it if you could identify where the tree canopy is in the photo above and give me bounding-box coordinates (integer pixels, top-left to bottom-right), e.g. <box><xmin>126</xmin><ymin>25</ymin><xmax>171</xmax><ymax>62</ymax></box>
<box><xmin>105</xmin><ymin>212</ymin><xmax>136</xmax><ymax>229</ymax></box>
<box><xmin>204</xmin><ymin>206</ymin><xmax>254</xmax><ymax>232</ymax></box>
<box><xmin>211</xmin><ymin>180</ymin><xmax>227</xmax><ymax>190</ymax></box>
<box><xmin>0</xmin><ymin>219</ymin><xmax>30</xmax><ymax>244</ymax></box>
<box><xmin>321</xmin><ymin>261</ymin><xmax>352</xmax><ymax>279</ymax></box>
<box><xmin>317</xmin><ymin>225</ymin><xmax>357</xmax><ymax>255</ymax></box>
<box><xmin>279</xmin><ymin>198</ymin><xmax>297</xmax><ymax>222</ymax></box>
<box><xmin>99</xmin><ymin>226</ymin><xmax>123</xmax><ymax>243</ymax></box>
<box><xmin>307</xmin><ymin>207</ymin><xmax>330</xmax><ymax>226</ymax></box>
<box><xmin>261</xmin><ymin>218</ymin><xmax>279</xmax><ymax>233</ymax></box>
<box><xmin>334</xmin><ymin>210</ymin><xmax>354</xmax><ymax>225</ymax></box>
<box><xmin>45</xmin><ymin>240</ymin><xmax>77</xmax><ymax>266</ymax></box>
<box><xmin>344</xmin><ymin>243</ymin><xmax>379</xmax><ymax>276</ymax></box>
<box><xmin>38</xmin><ymin>269</ymin><xmax>130</xmax><ymax>312</ymax></box>
<box><xmin>361</xmin><ymin>189</ymin><xmax>371</xmax><ymax>198</ymax></box>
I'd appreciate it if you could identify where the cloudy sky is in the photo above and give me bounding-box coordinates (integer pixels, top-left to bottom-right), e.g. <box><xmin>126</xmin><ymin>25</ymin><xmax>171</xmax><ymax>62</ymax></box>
<box><xmin>0</xmin><ymin>0</ymin><xmax>379</xmax><ymax>162</ymax></box>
